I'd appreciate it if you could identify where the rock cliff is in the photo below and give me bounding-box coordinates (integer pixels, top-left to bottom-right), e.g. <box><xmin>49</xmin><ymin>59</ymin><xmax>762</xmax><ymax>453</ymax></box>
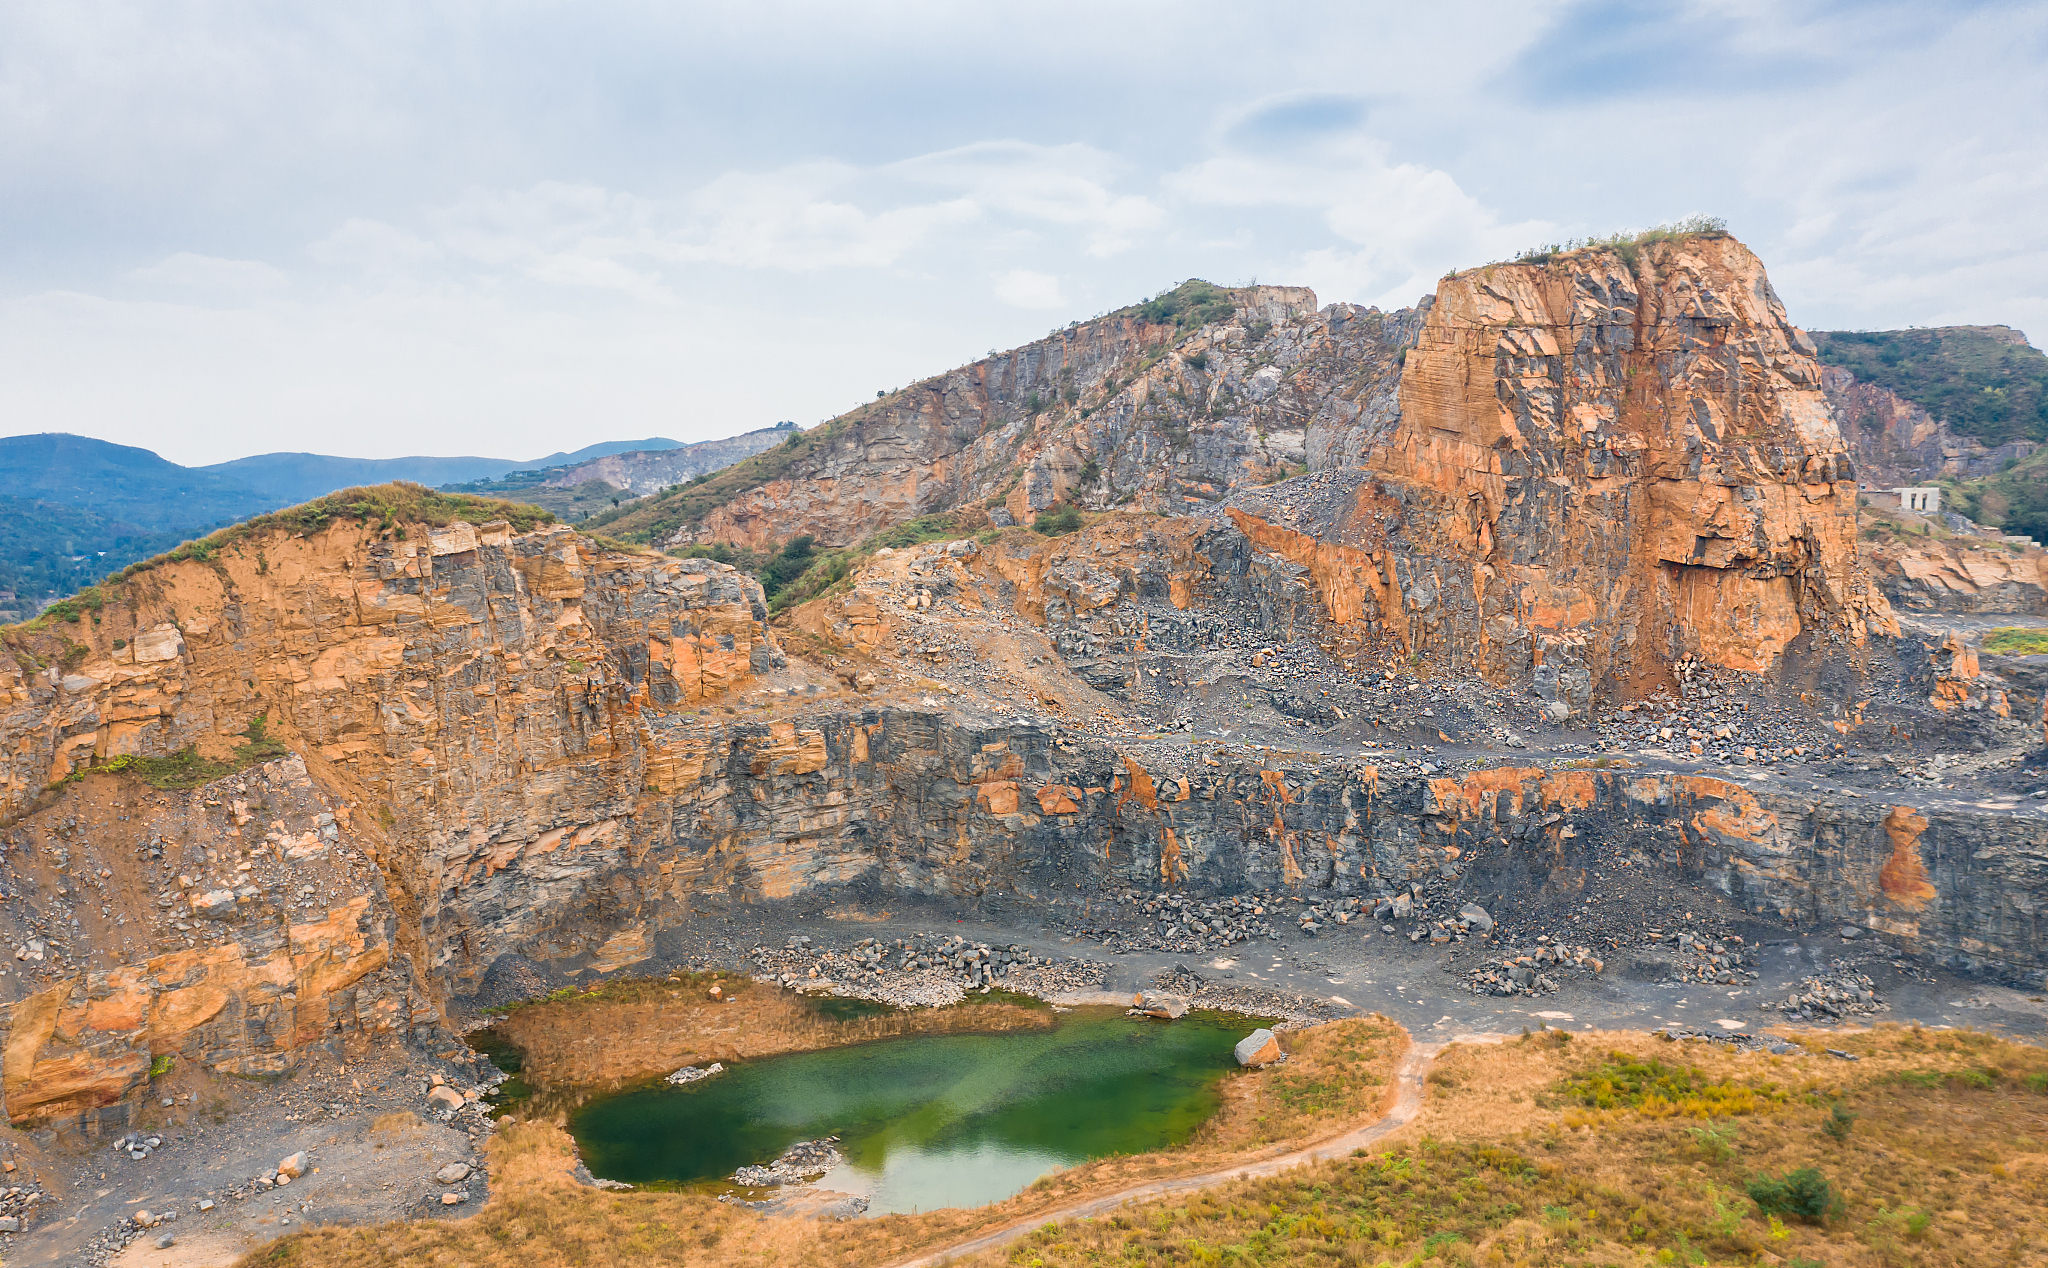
<box><xmin>0</xmin><ymin>502</ymin><xmax>782</xmax><ymax>1128</ymax></box>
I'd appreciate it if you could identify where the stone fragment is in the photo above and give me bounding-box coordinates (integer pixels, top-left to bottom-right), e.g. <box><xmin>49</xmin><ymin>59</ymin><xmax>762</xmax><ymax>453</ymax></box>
<box><xmin>441</xmin><ymin>1192</ymin><xmax>464</xmax><ymax>1205</ymax></box>
<box><xmin>426</xmin><ymin>1085</ymin><xmax>466</xmax><ymax>1112</ymax></box>
<box><xmin>156</xmin><ymin>1233</ymin><xmax>176</xmax><ymax>1249</ymax></box>
<box><xmin>434</xmin><ymin>1163</ymin><xmax>472</xmax><ymax>1184</ymax></box>
<box><xmin>1458</xmin><ymin>903</ymin><xmax>1493</xmax><ymax>932</ymax></box>
<box><xmin>277</xmin><ymin>1152</ymin><xmax>308</xmax><ymax>1179</ymax></box>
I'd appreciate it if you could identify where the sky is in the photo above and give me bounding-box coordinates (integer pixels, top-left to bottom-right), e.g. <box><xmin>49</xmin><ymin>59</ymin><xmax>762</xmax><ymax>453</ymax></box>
<box><xmin>2</xmin><ymin>0</ymin><xmax>2045</xmax><ymax>466</ymax></box>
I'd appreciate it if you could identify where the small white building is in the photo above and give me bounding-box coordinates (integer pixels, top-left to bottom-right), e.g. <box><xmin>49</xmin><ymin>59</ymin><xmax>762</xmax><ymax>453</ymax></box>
<box><xmin>1898</xmin><ymin>487</ymin><xmax>1941</xmax><ymax>514</ymax></box>
<box><xmin>1865</xmin><ymin>487</ymin><xmax>1942</xmax><ymax>515</ymax></box>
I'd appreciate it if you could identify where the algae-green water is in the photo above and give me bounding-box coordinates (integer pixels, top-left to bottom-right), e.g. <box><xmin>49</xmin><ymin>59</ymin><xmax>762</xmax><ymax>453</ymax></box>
<box><xmin>568</xmin><ymin>1007</ymin><xmax>1264</xmax><ymax>1215</ymax></box>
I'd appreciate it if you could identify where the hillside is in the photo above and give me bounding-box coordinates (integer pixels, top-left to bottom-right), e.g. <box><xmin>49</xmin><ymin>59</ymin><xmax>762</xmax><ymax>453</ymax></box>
<box><xmin>1815</xmin><ymin>325</ymin><xmax>2048</xmax><ymax>448</ymax></box>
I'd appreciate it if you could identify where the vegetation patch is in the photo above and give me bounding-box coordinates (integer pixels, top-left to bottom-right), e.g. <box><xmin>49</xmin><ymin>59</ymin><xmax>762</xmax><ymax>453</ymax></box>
<box><xmin>1553</xmin><ymin>1054</ymin><xmax>1786</xmax><ymax>1118</ymax></box>
<box><xmin>73</xmin><ymin>714</ymin><xmax>291</xmax><ymax>791</ymax></box>
<box><xmin>1032</xmin><ymin>504</ymin><xmax>1084</xmax><ymax>536</ymax></box>
<box><xmin>1116</xmin><ymin>279</ymin><xmax>1241</xmax><ymax>332</ymax></box>
<box><xmin>1981</xmin><ymin>627</ymin><xmax>2048</xmax><ymax>655</ymax></box>
<box><xmin>1507</xmin><ymin>214</ymin><xmax>1731</xmax><ymax>272</ymax></box>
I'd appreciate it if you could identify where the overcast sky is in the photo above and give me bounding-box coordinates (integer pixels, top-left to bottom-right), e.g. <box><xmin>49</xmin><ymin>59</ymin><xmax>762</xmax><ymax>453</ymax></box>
<box><xmin>3</xmin><ymin>0</ymin><xmax>2044</xmax><ymax>466</ymax></box>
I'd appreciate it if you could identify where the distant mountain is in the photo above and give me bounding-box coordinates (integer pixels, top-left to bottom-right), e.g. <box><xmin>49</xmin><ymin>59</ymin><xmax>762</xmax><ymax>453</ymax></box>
<box><xmin>199</xmin><ymin>437</ymin><xmax>684</xmax><ymax>506</ymax></box>
<box><xmin>0</xmin><ymin>429</ymin><xmax>775</xmax><ymax>616</ymax></box>
<box><xmin>0</xmin><ymin>433</ymin><xmax>272</xmax><ymax>532</ymax></box>
<box><xmin>441</xmin><ymin>428</ymin><xmax>792</xmax><ymax>522</ymax></box>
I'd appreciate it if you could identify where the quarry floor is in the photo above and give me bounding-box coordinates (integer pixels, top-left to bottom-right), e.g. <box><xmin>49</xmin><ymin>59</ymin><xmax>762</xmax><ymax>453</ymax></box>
<box><xmin>13</xmin><ymin>877</ymin><xmax>2048</xmax><ymax>1268</ymax></box>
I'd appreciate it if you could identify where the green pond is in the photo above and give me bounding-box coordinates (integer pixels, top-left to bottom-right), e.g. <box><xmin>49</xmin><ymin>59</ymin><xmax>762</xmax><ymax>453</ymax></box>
<box><xmin>566</xmin><ymin>1007</ymin><xmax>1267</xmax><ymax>1215</ymax></box>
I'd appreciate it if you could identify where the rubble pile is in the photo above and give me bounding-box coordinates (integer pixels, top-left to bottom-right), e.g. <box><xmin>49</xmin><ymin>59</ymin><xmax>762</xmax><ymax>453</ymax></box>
<box><xmin>1069</xmin><ymin>889</ymin><xmax>1281</xmax><ymax>953</ymax></box>
<box><xmin>1149</xmin><ymin>965</ymin><xmax>1339</xmax><ymax>1025</ymax></box>
<box><xmin>1639</xmin><ymin>928</ymin><xmax>1759</xmax><ymax>985</ymax></box>
<box><xmin>1778</xmin><ymin>966</ymin><xmax>1888</xmax><ymax>1019</ymax></box>
<box><xmin>666</xmin><ymin>1062</ymin><xmax>725</xmax><ymax>1086</ymax></box>
<box><xmin>1654</xmin><ymin>1026</ymin><xmax>1803</xmax><ymax>1055</ymax></box>
<box><xmin>1463</xmin><ymin>937</ymin><xmax>1603</xmax><ymax>997</ymax></box>
<box><xmin>744</xmin><ymin>932</ymin><xmax>1106</xmax><ymax>1008</ymax></box>
<box><xmin>0</xmin><ymin>1182</ymin><xmax>47</xmax><ymax>1235</ymax></box>
<box><xmin>733</xmin><ymin>1137</ymin><xmax>842</xmax><ymax>1188</ymax></box>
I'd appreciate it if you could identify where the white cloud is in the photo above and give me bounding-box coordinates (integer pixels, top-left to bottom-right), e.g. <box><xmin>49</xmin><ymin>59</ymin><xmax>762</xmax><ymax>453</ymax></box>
<box><xmin>129</xmin><ymin>252</ymin><xmax>288</xmax><ymax>294</ymax></box>
<box><xmin>4</xmin><ymin>1</ymin><xmax>2046</xmax><ymax>464</ymax></box>
<box><xmin>1166</xmin><ymin>128</ymin><xmax>1548</xmax><ymax>308</ymax></box>
<box><xmin>993</xmin><ymin>269</ymin><xmax>1065</xmax><ymax>309</ymax></box>
<box><xmin>895</xmin><ymin>141</ymin><xmax>1162</xmax><ymax>257</ymax></box>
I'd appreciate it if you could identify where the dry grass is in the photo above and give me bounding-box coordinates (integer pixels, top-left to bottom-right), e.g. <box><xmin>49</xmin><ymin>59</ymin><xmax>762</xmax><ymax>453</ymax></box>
<box><xmin>232</xmin><ymin>1017</ymin><xmax>1406</xmax><ymax>1268</ymax></box>
<box><xmin>953</xmin><ymin>1024</ymin><xmax>2048</xmax><ymax>1268</ymax></box>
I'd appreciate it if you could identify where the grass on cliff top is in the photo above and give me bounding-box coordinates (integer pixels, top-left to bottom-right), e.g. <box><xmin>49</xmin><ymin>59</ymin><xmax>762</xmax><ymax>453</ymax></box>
<box><xmin>1494</xmin><ymin>214</ymin><xmax>1732</xmax><ymax>274</ymax></box>
<box><xmin>3</xmin><ymin>482</ymin><xmax>557</xmax><ymax>635</ymax></box>
<box><xmin>234</xmin><ymin>1023</ymin><xmax>2048</xmax><ymax>1268</ymax></box>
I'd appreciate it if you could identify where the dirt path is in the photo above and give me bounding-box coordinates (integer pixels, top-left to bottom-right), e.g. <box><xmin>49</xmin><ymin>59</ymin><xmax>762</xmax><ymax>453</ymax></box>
<box><xmin>889</xmin><ymin>1033</ymin><xmax>1481</xmax><ymax>1268</ymax></box>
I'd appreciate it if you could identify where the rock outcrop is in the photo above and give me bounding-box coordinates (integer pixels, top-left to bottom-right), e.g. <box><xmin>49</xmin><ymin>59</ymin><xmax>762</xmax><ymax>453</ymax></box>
<box><xmin>543</xmin><ymin>425</ymin><xmax>797</xmax><ymax>497</ymax></box>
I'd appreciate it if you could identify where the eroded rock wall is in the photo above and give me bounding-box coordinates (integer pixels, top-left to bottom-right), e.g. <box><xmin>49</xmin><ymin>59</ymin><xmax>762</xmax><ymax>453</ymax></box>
<box><xmin>0</xmin><ymin>516</ymin><xmax>781</xmax><ymax>1124</ymax></box>
<box><xmin>425</xmin><ymin>707</ymin><xmax>2048</xmax><ymax>989</ymax></box>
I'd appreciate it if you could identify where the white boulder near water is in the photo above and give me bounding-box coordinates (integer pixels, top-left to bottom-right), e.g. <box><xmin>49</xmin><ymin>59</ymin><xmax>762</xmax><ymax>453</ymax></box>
<box><xmin>1234</xmin><ymin>1029</ymin><xmax>1283</xmax><ymax>1066</ymax></box>
<box><xmin>667</xmin><ymin>1061</ymin><xmax>725</xmax><ymax>1086</ymax></box>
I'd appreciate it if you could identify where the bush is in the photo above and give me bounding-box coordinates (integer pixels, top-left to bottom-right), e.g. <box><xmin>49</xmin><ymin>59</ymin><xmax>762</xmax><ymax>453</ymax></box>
<box><xmin>1033</xmin><ymin>505</ymin><xmax>1083</xmax><ymax>537</ymax></box>
<box><xmin>1821</xmin><ymin>1101</ymin><xmax>1857</xmax><ymax>1141</ymax></box>
<box><xmin>1556</xmin><ymin>1055</ymin><xmax>1782</xmax><ymax>1117</ymax></box>
<box><xmin>757</xmin><ymin>535</ymin><xmax>816</xmax><ymax>597</ymax></box>
<box><xmin>1746</xmin><ymin>1167</ymin><xmax>1842</xmax><ymax>1224</ymax></box>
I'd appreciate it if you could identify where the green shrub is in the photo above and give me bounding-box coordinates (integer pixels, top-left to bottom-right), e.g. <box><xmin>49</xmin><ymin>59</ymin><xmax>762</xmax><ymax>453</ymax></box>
<box><xmin>1982</xmin><ymin>628</ymin><xmax>2048</xmax><ymax>655</ymax></box>
<box><xmin>1821</xmin><ymin>1101</ymin><xmax>1856</xmax><ymax>1142</ymax></box>
<box><xmin>757</xmin><ymin>535</ymin><xmax>816</xmax><ymax>597</ymax></box>
<box><xmin>1746</xmin><ymin>1167</ymin><xmax>1842</xmax><ymax>1224</ymax></box>
<box><xmin>1033</xmin><ymin>505</ymin><xmax>1083</xmax><ymax>537</ymax></box>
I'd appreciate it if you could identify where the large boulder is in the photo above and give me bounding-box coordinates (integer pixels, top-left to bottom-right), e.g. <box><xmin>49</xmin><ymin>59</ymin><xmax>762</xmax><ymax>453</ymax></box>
<box><xmin>1234</xmin><ymin>1028</ymin><xmax>1283</xmax><ymax>1066</ymax></box>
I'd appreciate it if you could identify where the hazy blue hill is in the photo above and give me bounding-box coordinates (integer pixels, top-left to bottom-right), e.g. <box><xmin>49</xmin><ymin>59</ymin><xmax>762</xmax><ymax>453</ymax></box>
<box><xmin>0</xmin><ymin>432</ymin><xmax>272</xmax><ymax>532</ymax></box>
<box><xmin>199</xmin><ymin>438</ymin><xmax>683</xmax><ymax>505</ymax></box>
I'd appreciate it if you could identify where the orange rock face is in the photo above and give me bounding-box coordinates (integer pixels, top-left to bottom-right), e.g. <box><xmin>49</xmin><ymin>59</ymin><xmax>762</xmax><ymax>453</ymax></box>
<box><xmin>1226</xmin><ymin>235</ymin><xmax>1894</xmax><ymax>704</ymax></box>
